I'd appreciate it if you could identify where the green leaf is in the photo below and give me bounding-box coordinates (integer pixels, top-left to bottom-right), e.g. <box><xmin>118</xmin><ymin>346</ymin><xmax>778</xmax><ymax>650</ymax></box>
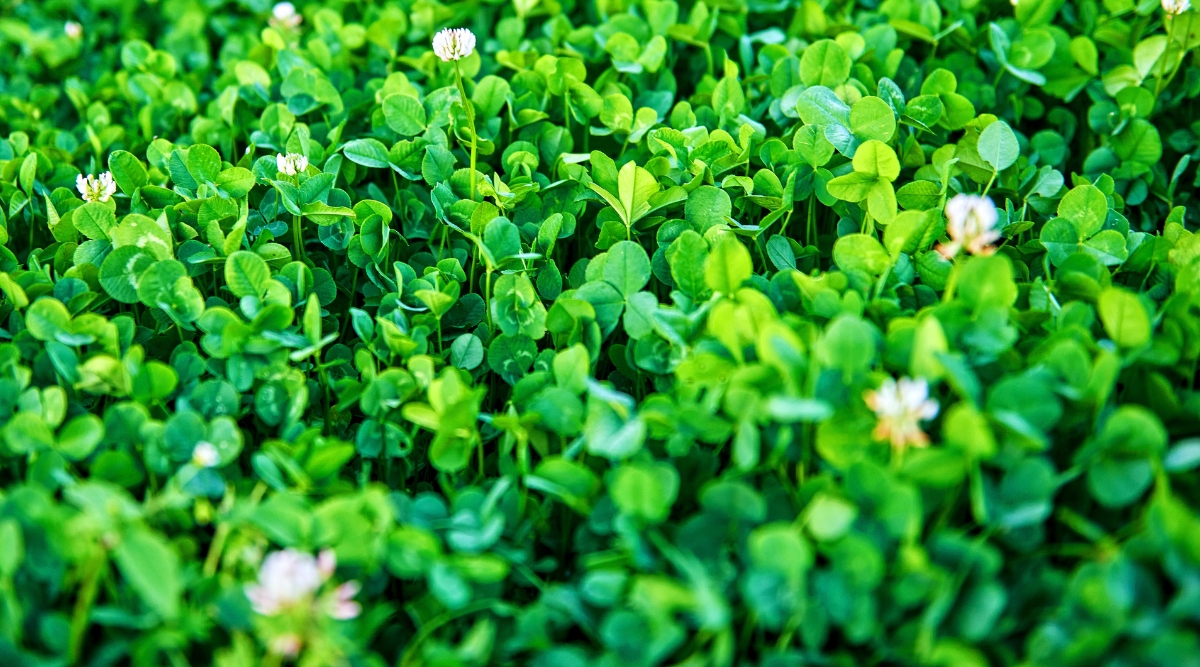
<box><xmin>608</xmin><ymin>462</ymin><xmax>679</xmax><ymax>524</ymax></box>
<box><xmin>684</xmin><ymin>185</ymin><xmax>732</xmax><ymax>232</ymax></box>
<box><xmin>114</xmin><ymin>526</ymin><xmax>181</xmax><ymax>620</ymax></box>
<box><xmin>800</xmin><ymin>39</ymin><xmax>851</xmax><ymax>87</ymax></box>
<box><xmin>614</xmin><ymin>160</ymin><xmax>660</xmax><ymax>227</ymax></box>
<box><xmin>108</xmin><ymin>150</ymin><xmax>148</xmax><ymax>195</ymax></box>
<box><xmin>383</xmin><ymin>94</ymin><xmax>428</xmax><ymax>136</ymax></box>
<box><xmin>849</xmin><ymin>96</ymin><xmax>897</xmax><ymax>143</ymax></box>
<box><xmin>977</xmin><ymin>120</ymin><xmax>1019</xmax><ymax>172</ymax></box>
<box><xmin>25</xmin><ymin>298</ymin><xmax>72</xmax><ymax>342</ymax></box>
<box><xmin>100</xmin><ymin>246</ymin><xmax>156</xmax><ymax>304</ymax></box>
<box><xmin>186</xmin><ymin>144</ymin><xmax>222</xmax><ymax>184</ymax></box>
<box><xmin>224</xmin><ymin>250</ymin><xmax>271</xmax><ymax>298</ymax></box>
<box><xmin>667</xmin><ymin>230</ymin><xmax>710</xmax><ymax>299</ymax></box>
<box><xmin>603</xmin><ymin>241</ymin><xmax>652</xmax><ymax>297</ymax></box>
<box><xmin>851</xmin><ymin>140</ymin><xmax>901</xmax><ymax>181</ymax></box>
<box><xmin>215</xmin><ymin>167</ymin><xmax>256</xmax><ymax>197</ymax></box>
<box><xmin>57</xmin><ymin>414</ymin><xmax>104</xmax><ymax>460</ymax></box>
<box><xmin>833</xmin><ymin>233</ymin><xmax>890</xmax><ymax>276</ymax></box>
<box><xmin>1097</xmin><ymin>287</ymin><xmax>1151</xmax><ymax>348</ymax></box>
<box><xmin>342</xmin><ymin>138</ymin><xmax>391</xmax><ymax>169</ymax></box>
<box><xmin>73</xmin><ymin>202</ymin><xmax>117</xmax><ymax>241</ymax></box>
<box><xmin>1057</xmin><ymin>184</ymin><xmax>1108</xmax><ymax>238</ymax></box>
<box><xmin>705</xmin><ymin>237</ymin><xmax>752</xmax><ymax>294</ymax></box>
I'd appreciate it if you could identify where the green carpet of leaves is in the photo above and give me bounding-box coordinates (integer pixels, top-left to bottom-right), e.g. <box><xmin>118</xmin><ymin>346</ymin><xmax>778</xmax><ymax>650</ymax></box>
<box><xmin>2</xmin><ymin>0</ymin><xmax>1200</xmax><ymax>665</ymax></box>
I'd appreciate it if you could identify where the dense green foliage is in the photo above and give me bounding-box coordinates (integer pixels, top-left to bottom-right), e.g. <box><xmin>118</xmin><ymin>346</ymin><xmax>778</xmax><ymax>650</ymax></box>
<box><xmin>2</xmin><ymin>0</ymin><xmax>1200</xmax><ymax>664</ymax></box>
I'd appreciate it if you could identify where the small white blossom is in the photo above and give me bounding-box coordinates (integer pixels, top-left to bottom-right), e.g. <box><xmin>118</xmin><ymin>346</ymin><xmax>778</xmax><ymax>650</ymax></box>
<box><xmin>275</xmin><ymin>152</ymin><xmax>309</xmax><ymax>176</ymax></box>
<box><xmin>938</xmin><ymin>193</ymin><xmax>1001</xmax><ymax>259</ymax></box>
<box><xmin>1164</xmin><ymin>0</ymin><xmax>1191</xmax><ymax>14</ymax></box>
<box><xmin>432</xmin><ymin>28</ymin><xmax>476</xmax><ymax>62</ymax></box>
<box><xmin>1010</xmin><ymin>0</ymin><xmax>1019</xmax><ymax>6</ymax></box>
<box><xmin>864</xmin><ymin>377</ymin><xmax>939</xmax><ymax>451</ymax></box>
<box><xmin>325</xmin><ymin>581</ymin><xmax>362</xmax><ymax>620</ymax></box>
<box><xmin>317</xmin><ymin>548</ymin><xmax>336</xmax><ymax>579</ymax></box>
<box><xmin>192</xmin><ymin>441</ymin><xmax>221</xmax><ymax>468</ymax></box>
<box><xmin>64</xmin><ymin>21</ymin><xmax>82</xmax><ymax>39</ymax></box>
<box><xmin>244</xmin><ymin>549</ymin><xmax>324</xmax><ymax>616</ymax></box>
<box><xmin>245</xmin><ymin>548</ymin><xmax>358</xmax><ymax>620</ymax></box>
<box><xmin>271</xmin><ymin>2</ymin><xmax>303</xmax><ymax>29</ymax></box>
<box><xmin>76</xmin><ymin>172</ymin><xmax>117</xmax><ymax>203</ymax></box>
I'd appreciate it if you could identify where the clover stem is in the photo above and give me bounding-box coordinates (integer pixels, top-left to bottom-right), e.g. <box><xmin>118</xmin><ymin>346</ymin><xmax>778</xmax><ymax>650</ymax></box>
<box><xmin>941</xmin><ymin>259</ymin><xmax>961</xmax><ymax>304</ymax></box>
<box><xmin>806</xmin><ymin>196</ymin><xmax>815</xmax><ymax>247</ymax></box>
<box><xmin>981</xmin><ymin>170</ymin><xmax>997</xmax><ymax>198</ymax></box>
<box><xmin>202</xmin><ymin>522</ymin><xmax>231</xmax><ymax>577</ymax></box>
<box><xmin>454</xmin><ymin>61</ymin><xmax>478</xmax><ymax>201</ymax></box>
<box><xmin>484</xmin><ymin>267</ymin><xmax>494</xmax><ymax>332</ymax></box>
<box><xmin>293</xmin><ymin>213</ymin><xmax>304</xmax><ymax>263</ymax></box>
<box><xmin>68</xmin><ymin>544</ymin><xmax>106</xmax><ymax>664</ymax></box>
<box><xmin>873</xmin><ymin>263</ymin><xmax>893</xmax><ymax>300</ymax></box>
<box><xmin>1156</xmin><ymin>13</ymin><xmax>1195</xmax><ymax>101</ymax></box>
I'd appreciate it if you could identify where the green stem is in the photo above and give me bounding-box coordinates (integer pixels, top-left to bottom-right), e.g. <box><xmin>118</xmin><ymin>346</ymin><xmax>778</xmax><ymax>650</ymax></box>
<box><xmin>454</xmin><ymin>61</ymin><xmax>478</xmax><ymax>202</ymax></box>
<box><xmin>68</xmin><ymin>545</ymin><xmax>106</xmax><ymax>664</ymax></box>
<box><xmin>484</xmin><ymin>268</ymin><xmax>494</xmax><ymax>332</ymax></box>
<box><xmin>1156</xmin><ymin>13</ymin><xmax>1195</xmax><ymax>101</ymax></box>
<box><xmin>981</xmin><ymin>170</ymin><xmax>997</xmax><ymax>198</ymax></box>
<box><xmin>941</xmin><ymin>260</ymin><xmax>961</xmax><ymax>304</ymax></box>
<box><xmin>202</xmin><ymin>522</ymin><xmax>230</xmax><ymax>577</ymax></box>
<box><xmin>292</xmin><ymin>213</ymin><xmax>304</xmax><ymax>263</ymax></box>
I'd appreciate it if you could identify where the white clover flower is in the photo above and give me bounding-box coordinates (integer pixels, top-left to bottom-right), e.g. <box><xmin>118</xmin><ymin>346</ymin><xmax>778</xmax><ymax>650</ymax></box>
<box><xmin>64</xmin><ymin>21</ymin><xmax>82</xmax><ymax>39</ymax></box>
<box><xmin>192</xmin><ymin>441</ymin><xmax>221</xmax><ymax>468</ymax></box>
<box><xmin>244</xmin><ymin>549</ymin><xmax>324</xmax><ymax>615</ymax></box>
<box><xmin>938</xmin><ymin>193</ymin><xmax>1001</xmax><ymax>259</ymax></box>
<box><xmin>324</xmin><ymin>581</ymin><xmax>362</xmax><ymax>620</ymax></box>
<box><xmin>271</xmin><ymin>1</ymin><xmax>303</xmax><ymax>29</ymax></box>
<box><xmin>864</xmin><ymin>376</ymin><xmax>939</xmax><ymax>451</ymax></box>
<box><xmin>275</xmin><ymin>152</ymin><xmax>309</xmax><ymax>176</ymax></box>
<box><xmin>317</xmin><ymin>548</ymin><xmax>336</xmax><ymax>579</ymax></box>
<box><xmin>1164</xmin><ymin>0</ymin><xmax>1191</xmax><ymax>14</ymax></box>
<box><xmin>76</xmin><ymin>172</ymin><xmax>117</xmax><ymax>203</ymax></box>
<box><xmin>245</xmin><ymin>548</ymin><xmax>358</xmax><ymax>620</ymax></box>
<box><xmin>432</xmin><ymin>28</ymin><xmax>476</xmax><ymax>62</ymax></box>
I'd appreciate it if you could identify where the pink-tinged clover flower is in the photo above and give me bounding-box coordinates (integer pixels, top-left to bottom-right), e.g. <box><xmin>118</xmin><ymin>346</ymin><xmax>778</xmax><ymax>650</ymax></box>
<box><xmin>245</xmin><ymin>548</ymin><xmax>359</xmax><ymax>620</ymax></box>
<box><xmin>864</xmin><ymin>376</ymin><xmax>939</xmax><ymax>451</ymax></box>
<box><xmin>938</xmin><ymin>194</ymin><xmax>1001</xmax><ymax>259</ymax></box>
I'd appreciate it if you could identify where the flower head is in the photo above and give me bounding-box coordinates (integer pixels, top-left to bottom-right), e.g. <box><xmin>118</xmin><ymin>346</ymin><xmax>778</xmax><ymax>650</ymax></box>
<box><xmin>64</xmin><ymin>21</ymin><xmax>82</xmax><ymax>39</ymax></box>
<box><xmin>244</xmin><ymin>549</ymin><xmax>324</xmax><ymax>616</ymax></box>
<box><xmin>276</xmin><ymin>152</ymin><xmax>309</xmax><ymax>176</ymax></box>
<box><xmin>324</xmin><ymin>581</ymin><xmax>362</xmax><ymax>620</ymax></box>
<box><xmin>938</xmin><ymin>193</ymin><xmax>1001</xmax><ymax>259</ymax></box>
<box><xmin>1164</xmin><ymin>0</ymin><xmax>1190</xmax><ymax>14</ymax></box>
<box><xmin>76</xmin><ymin>172</ymin><xmax>117</xmax><ymax>204</ymax></box>
<box><xmin>864</xmin><ymin>376</ymin><xmax>939</xmax><ymax>451</ymax></box>
<box><xmin>271</xmin><ymin>2</ymin><xmax>303</xmax><ymax>29</ymax></box>
<box><xmin>244</xmin><ymin>548</ymin><xmax>357</xmax><ymax>620</ymax></box>
<box><xmin>432</xmin><ymin>28</ymin><xmax>476</xmax><ymax>62</ymax></box>
<box><xmin>192</xmin><ymin>441</ymin><xmax>220</xmax><ymax>468</ymax></box>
